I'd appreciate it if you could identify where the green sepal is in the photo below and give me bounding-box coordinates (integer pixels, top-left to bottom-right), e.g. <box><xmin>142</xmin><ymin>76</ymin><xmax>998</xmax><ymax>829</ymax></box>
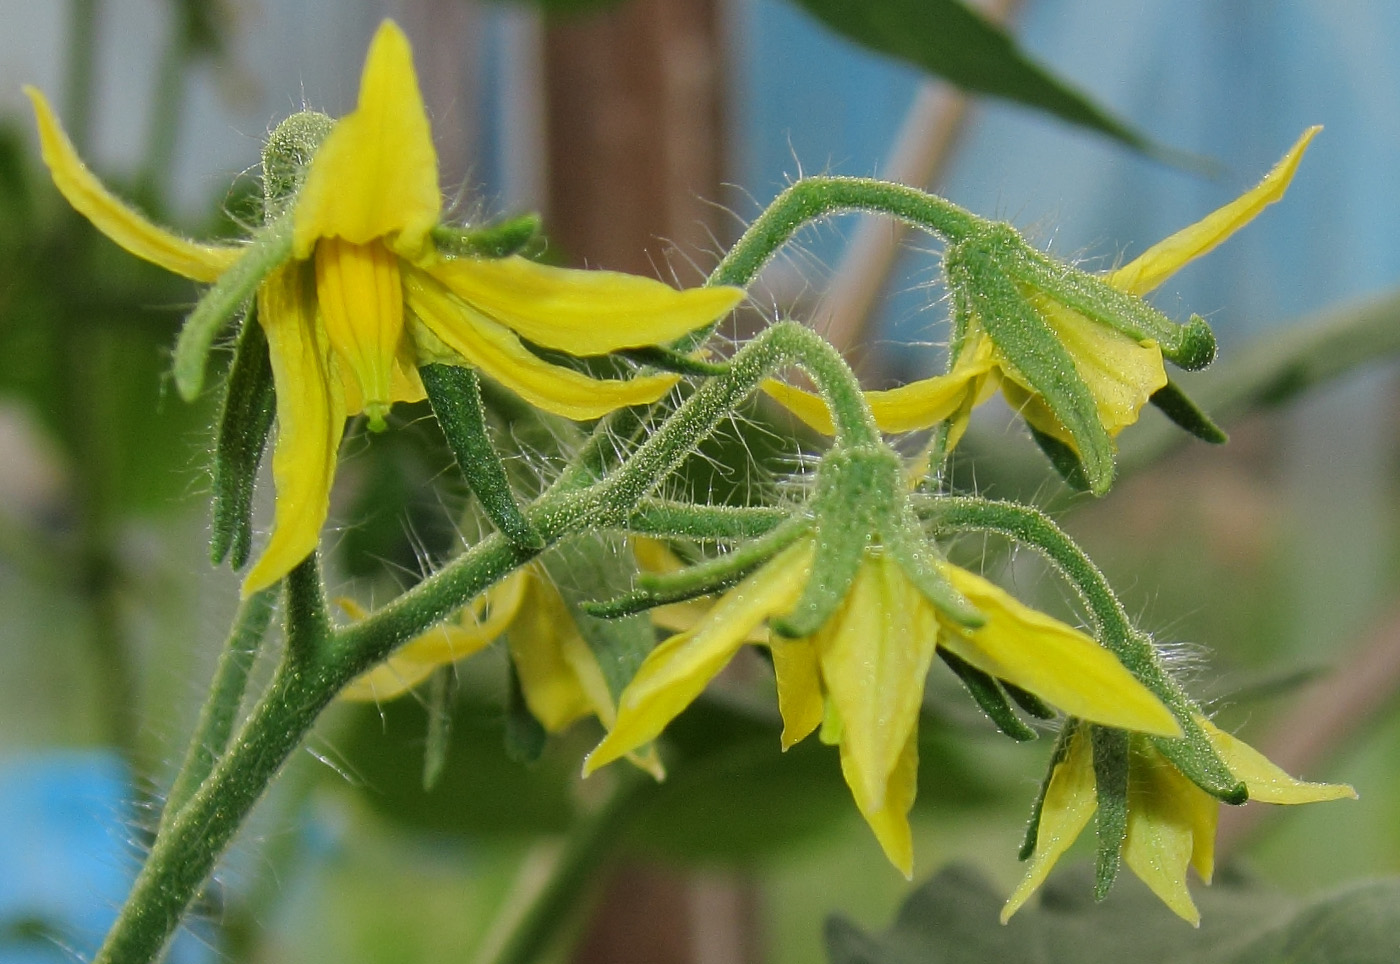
<box><xmin>950</xmin><ymin>232</ymin><xmax>1115</xmax><ymax>494</ymax></box>
<box><xmin>422</xmin><ymin>666</ymin><xmax>457</xmax><ymax>790</ymax></box>
<box><xmin>172</xmin><ymin>217</ymin><xmax>292</xmax><ymax>401</ymax></box>
<box><xmin>938</xmin><ymin>648</ymin><xmax>1038</xmax><ymax>741</ymax></box>
<box><xmin>1090</xmin><ymin>726</ymin><xmax>1130</xmax><ymax>899</ymax></box>
<box><xmin>770</xmin><ymin>448</ymin><xmax>891</xmax><ymax>638</ymax></box>
<box><xmin>590</xmin><ymin>514</ymin><xmax>812</xmax><ymax>618</ymax></box>
<box><xmin>625</xmin><ymin>500</ymin><xmax>790</xmax><ymax>542</ymax></box>
<box><xmin>210</xmin><ymin>307</ymin><xmax>275</xmax><ymax>569</ymax></box>
<box><xmin>885</xmin><ymin>507</ymin><xmax>982</xmax><ymax>627</ymax></box>
<box><xmin>1151</xmin><ymin>716</ymin><xmax>1247</xmax><ymax>805</ymax></box>
<box><xmin>1149</xmin><ymin>379</ymin><xmax>1228</xmax><ymax>444</ymax></box>
<box><xmin>1027</xmin><ymin>424</ymin><xmax>1092</xmax><ymax>492</ymax></box>
<box><xmin>616</xmin><ymin>345</ymin><xmax>731</xmax><ymax>377</ymax></box>
<box><xmin>1004</xmin><ymin>681</ymin><xmax>1056</xmax><ymax>720</ymax></box>
<box><xmin>541</xmin><ymin>536</ymin><xmax>655</xmax><ymax>704</ymax></box>
<box><xmin>1020</xmin><ymin>721</ymin><xmax>1078</xmax><ymax>860</ymax></box>
<box><xmin>261</xmin><ymin>110</ymin><xmax>335</xmax><ymax>219</ymax></box>
<box><xmin>1012</xmin><ymin>246</ymin><xmax>1218</xmax><ymax>370</ymax></box>
<box><xmin>503</xmin><ymin>660</ymin><xmax>547</xmax><ymax>765</ymax></box>
<box><xmin>431</xmin><ymin>213</ymin><xmax>541</xmax><ymax>259</ymax></box>
<box><xmin>421</xmin><ymin>363</ymin><xmax>544</xmax><ymax>551</ymax></box>
<box><xmin>1167</xmin><ymin>315</ymin><xmax>1218</xmax><ymax>371</ymax></box>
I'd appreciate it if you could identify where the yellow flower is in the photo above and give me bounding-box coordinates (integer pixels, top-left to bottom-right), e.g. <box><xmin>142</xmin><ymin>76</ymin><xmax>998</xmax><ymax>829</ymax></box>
<box><xmin>26</xmin><ymin>20</ymin><xmax>742</xmax><ymax>595</ymax></box>
<box><xmin>1003</xmin><ymin>719</ymin><xmax>1355</xmax><ymax>925</ymax></box>
<box><xmin>765</xmin><ymin>128</ymin><xmax>1319</xmax><ymax>453</ymax></box>
<box><xmin>583</xmin><ymin>539</ymin><xmax>1181</xmax><ymax>876</ymax></box>
<box><xmin>340</xmin><ymin>563</ymin><xmax>662</xmax><ymax>776</ymax></box>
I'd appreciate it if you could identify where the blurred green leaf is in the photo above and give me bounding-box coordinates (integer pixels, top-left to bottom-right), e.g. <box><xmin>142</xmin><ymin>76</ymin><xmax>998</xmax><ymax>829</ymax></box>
<box><xmin>826</xmin><ymin>862</ymin><xmax>1400</xmax><ymax>964</ymax></box>
<box><xmin>626</xmin><ymin>694</ymin><xmax>1003</xmax><ymax>864</ymax></box>
<box><xmin>338</xmin><ymin>685</ymin><xmax>580</xmax><ymax>838</ymax></box>
<box><xmin>791</xmin><ymin>0</ymin><xmax>1162</xmax><ymax>156</ymax></box>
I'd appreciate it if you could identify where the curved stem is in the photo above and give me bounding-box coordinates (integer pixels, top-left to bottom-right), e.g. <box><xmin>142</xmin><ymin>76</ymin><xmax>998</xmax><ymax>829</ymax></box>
<box><xmin>709</xmin><ymin>176</ymin><xmax>982</xmax><ymax>289</ymax></box>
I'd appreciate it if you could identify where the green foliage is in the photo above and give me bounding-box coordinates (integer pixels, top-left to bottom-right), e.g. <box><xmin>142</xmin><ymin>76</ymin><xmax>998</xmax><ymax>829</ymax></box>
<box><xmin>788</xmin><ymin>0</ymin><xmax>1157</xmax><ymax>153</ymax></box>
<box><xmin>825</xmin><ymin>863</ymin><xmax>1400</xmax><ymax>964</ymax></box>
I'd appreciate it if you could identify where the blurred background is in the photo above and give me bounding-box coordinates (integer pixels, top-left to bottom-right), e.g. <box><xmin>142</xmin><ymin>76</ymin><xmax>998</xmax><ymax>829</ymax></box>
<box><xmin>0</xmin><ymin>0</ymin><xmax>1397</xmax><ymax>962</ymax></box>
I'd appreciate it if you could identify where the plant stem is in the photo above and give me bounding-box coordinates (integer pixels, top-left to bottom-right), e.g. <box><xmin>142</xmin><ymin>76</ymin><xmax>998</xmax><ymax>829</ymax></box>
<box><xmin>478</xmin><ymin>770</ymin><xmax>650</xmax><ymax>964</ymax></box>
<box><xmin>159</xmin><ymin>588</ymin><xmax>276</xmax><ymax>829</ymax></box>
<box><xmin>709</xmin><ymin>176</ymin><xmax>981</xmax><ymax>290</ymax></box>
<box><xmin>64</xmin><ymin>0</ymin><xmax>99</xmax><ymax>153</ymax></box>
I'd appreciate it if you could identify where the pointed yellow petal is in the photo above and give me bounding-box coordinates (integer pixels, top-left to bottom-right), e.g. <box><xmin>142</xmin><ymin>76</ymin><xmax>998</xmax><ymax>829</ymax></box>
<box><xmin>241</xmin><ymin>264</ymin><xmax>346</xmax><ymax>596</ymax></box>
<box><xmin>583</xmin><ymin>541</ymin><xmax>813</xmax><ymax>773</ymax></box>
<box><xmin>1109</xmin><ymin>127</ymin><xmax>1320</xmax><ymax>296</ymax></box>
<box><xmin>816</xmin><ymin>555</ymin><xmax>938</xmax><ymax>813</ymax></box>
<box><xmin>293</xmin><ymin>20</ymin><xmax>440</xmax><ymax>258</ymax></box>
<box><xmin>1002</xmin><ymin>727</ymin><xmax>1097</xmax><ymax>922</ymax></box>
<box><xmin>423</xmin><ymin>254</ymin><xmax>743</xmax><ymax>356</ymax></box>
<box><xmin>24</xmin><ymin>86</ymin><xmax>241</xmax><ymax>282</ymax></box>
<box><xmin>936</xmin><ymin>564</ymin><xmax>1181</xmax><ymax>737</ymax></box>
<box><xmin>1122</xmin><ymin>741</ymin><xmax>1214</xmax><ymax>926</ymax></box>
<box><xmin>770</xmin><ymin>637</ymin><xmax>824</xmax><ymax>749</ymax></box>
<box><xmin>1200</xmin><ymin>719</ymin><xmax>1357</xmax><ymax>804</ymax></box>
<box><xmin>315</xmin><ymin>239</ymin><xmax>408</xmax><ymax>429</ymax></box>
<box><xmin>406</xmin><ymin>269</ymin><xmax>680</xmax><ymax>419</ymax></box>
<box><xmin>508</xmin><ymin>573</ymin><xmax>596</xmax><ymax>731</ymax></box>
<box><xmin>841</xmin><ymin>727</ymin><xmax>919</xmax><ymax>878</ymax></box>
<box><xmin>339</xmin><ymin>568</ymin><xmax>528</xmax><ymax>701</ymax></box>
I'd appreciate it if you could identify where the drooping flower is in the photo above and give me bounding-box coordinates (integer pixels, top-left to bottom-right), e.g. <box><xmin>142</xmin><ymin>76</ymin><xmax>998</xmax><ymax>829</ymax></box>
<box><xmin>340</xmin><ymin>563</ymin><xmax>662</xmax><ymax>776</ymax></box>
<box><xmin>766</xmin><ymin>128</ymin><xmax>1319</xmax><ymax>462</ymax></box>
<box><xmin>26</xmin><ymin>20</ymin><xmax>742</xmax><ymax>595</ymax></box>
<box><xmin>1002</xmin><ymin>719</ymin><xmax>1354</xmax><ymax>925</ymax></box>
<box><xmin>583</xmin><ymin>538</ymin><xmax>1181</xmax><ymax>876</ymax></box>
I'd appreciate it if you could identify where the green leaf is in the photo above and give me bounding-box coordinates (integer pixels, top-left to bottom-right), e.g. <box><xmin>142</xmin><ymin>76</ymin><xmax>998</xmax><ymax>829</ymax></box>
<box><xmin>789</xmin><ymin>0</ymin><xmax>1161</xmax><ymax>155</ymax></box>
<box><xmin>825</xmin><ymin>862</ymin><xmax>1400</xmax><ymax>964</ymax></box>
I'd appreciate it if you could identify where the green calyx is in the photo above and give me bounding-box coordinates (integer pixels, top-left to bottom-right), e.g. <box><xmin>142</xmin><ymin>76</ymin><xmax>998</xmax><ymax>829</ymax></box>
<box><xmin>771</xmin><ymin>444</ymin><xmax>980</xmax><ymax>638</ymax></box>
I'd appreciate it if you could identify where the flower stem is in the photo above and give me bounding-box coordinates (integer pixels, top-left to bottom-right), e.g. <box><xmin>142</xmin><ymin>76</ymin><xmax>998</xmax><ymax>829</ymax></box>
<box><xmin>63</xmin><ymin>0</ymin><xmax>99</xmax><ymax>153</ymax></box>
<box><xmin>709</xmin><ymin>176</ymin><xmax>982</xmax><ymax>290</ymax></box>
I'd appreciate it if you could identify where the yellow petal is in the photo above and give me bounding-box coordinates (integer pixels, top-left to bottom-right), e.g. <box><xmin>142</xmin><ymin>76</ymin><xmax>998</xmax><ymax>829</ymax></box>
<box><xmin>423</xmin><ymin>254</ymin><xmax>743</xmax><ymax>356</ymax></box>
<box><xmin>583</xmin><ymin>541</ymin><xmax>813</xmax><ymax>773</ymax></box>
<box><xmin>1200</xmin><ymin>719</ymin><xmax>1357</xmax><ymax>805</ymax></box>
<box><xmin>315</xmin><ymin>238</ymin><xmax>408</xmax><ymax>430</ymax></box>
<box><xmin>24</xmin><ymin>86</ymin><xmax>241</xmax><ymax>282</ymax></box>
<box><xmin>1122</xmin><ymin>741</ymin><xmax>1216</xmax><ymax>926</ymax></box>
<box><xmin>761</xmin><ymin>333</ymin><xmax>997</xmax><ymax>437</ymax></box>
<box><xmin>841</xmin><ymin>727</ymin><xmax>919</xmax><ymax>878</ymax></box>
<box><xmin>405</xmin><ymin>269</ymin><xmax>680</xmax><ymax>419</ymax></box>
<box><xmin>1002</xmin><ymin>726</ymin><xmax>1097</xmax><ymax>922</ymax></box>
<box><xmin>507</xmin><ymin>572</ymin><xmax>597</xmax><ymax>732</ymax></box>
<box><xmin>936</xmin><ymin>564</ymin><xmax>1181</xmax><ymax>738</ymax></box>
<box><xmin>770</xmin><ymin>637</ymin><xmax>824</xmax><ymax>749</ymax></box>
<box><xmin>340</xmin><ymin>569</ymin><xmax>528</xmax><ymax>701</ymax></box>
<box><xmin>1016</xmin><ymin>300</ymin><xmax>1167</xmax><ymax>442</ymax></box>
<box><xmin>1109</xmin><ymin>127</ymin><xmax>1320</xmax><ymax>296</ymax></box>
<box><xmin>293</xmin><ymin>20</ymin><xmax>440</xmax><ymax>258</ymax></box>
<box><xmin>242</xmin><ymin>264</ymin><xmax>347</xmax><ymax>596</ymax></box>
<box><xmin>815</xmin><ymin>554</ymin><xmax>938</xmax><ymax>814</ymax></box>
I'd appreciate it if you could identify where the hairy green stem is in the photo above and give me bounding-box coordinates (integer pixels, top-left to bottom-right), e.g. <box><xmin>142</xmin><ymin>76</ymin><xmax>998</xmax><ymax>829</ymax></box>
<box><xmin>159</xmin><ymin>588</ymin><xmax>276</xmax><ymax>828</ymax></box>
<box><xmin>709</xmin><ymin>176</ymin><xmax>981</xmax><ymax>289</ymax></box>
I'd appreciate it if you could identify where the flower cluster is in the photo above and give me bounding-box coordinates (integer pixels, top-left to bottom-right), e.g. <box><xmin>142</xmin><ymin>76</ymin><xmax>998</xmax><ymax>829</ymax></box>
<box><xmin>26</xmin><ymin>17</ymin><xmax>1352</xmax><ymax>929</ymax></box>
